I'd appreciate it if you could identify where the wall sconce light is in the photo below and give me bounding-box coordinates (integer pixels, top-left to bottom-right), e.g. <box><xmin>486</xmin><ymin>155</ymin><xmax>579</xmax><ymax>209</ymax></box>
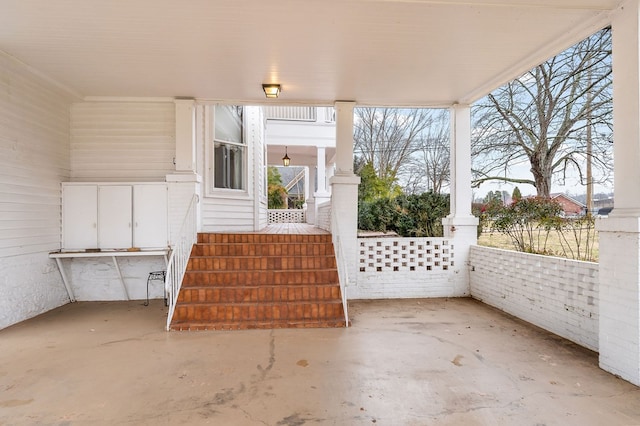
<box><xmin>282</xmin><ymin>146</ymin><xmax>291</xmax><ymax>166</ymax></box>
<box><xmin>262</xmin><ymin>84</ymin><xmax>281</xmax><ymax>98</ymax></box>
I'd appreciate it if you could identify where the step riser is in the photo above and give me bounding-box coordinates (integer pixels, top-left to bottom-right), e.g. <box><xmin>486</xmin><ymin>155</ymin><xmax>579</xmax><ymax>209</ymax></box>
<box><xmin>187</xmin><ymin>256</ymin><xmax>336</xmax><ymax>271</ymax></box>
<box><xmin>182</xmin><ymin>270</ymin><xmax>339</xmax><ymax>286</ymax></box>
<box><xmin>190</xmin><ymin>244</ymin><xmax>335</xmax><ymax>257</ymax></box>
<box><xmin>178</xmin><ymin>285</ymin><xmax>341</xmax><ymax>303</ymax></box>
<box><xmin>170</xmin><ymin>320</ymin><xmax>347</xmax><ymax>331</ymax></box>
<box><xmin>172</xmin><ymin>302</ymin><xmax>344</xmax><ymax>323</ymax></box>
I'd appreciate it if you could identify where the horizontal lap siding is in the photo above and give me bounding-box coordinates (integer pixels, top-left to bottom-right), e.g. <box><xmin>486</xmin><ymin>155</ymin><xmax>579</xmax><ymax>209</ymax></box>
<box><xmin>201</xmin><ymin>197</ymin><xmax>254</xmax><ymax>232</ymax></box>
<box><xmin>70</xmin><ymin>102</ymin><xmax>175</xmax><ymax>181</ymax></box>
<box><xmin>0</xmin><ymin>52</ymin><xmax>74</xmax><ymax>328</ymax></box>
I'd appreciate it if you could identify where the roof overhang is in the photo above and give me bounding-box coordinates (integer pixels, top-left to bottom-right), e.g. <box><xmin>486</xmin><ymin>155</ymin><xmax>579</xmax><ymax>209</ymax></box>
<box><xmin>0</xmin><ymin>0</ymin><xmax>622</xmax><ymax>106</ymax></box>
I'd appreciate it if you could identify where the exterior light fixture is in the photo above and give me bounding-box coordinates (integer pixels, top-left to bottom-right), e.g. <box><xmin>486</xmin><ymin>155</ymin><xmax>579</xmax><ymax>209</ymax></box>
<box><xmin>262</xmin><ymin>84</ymin><xmax>281</xmax><ymax>98</ymax></box>
<box><xmin>282</xmin><ymin>146</ymin><xmax>291</xmax><ymax>166</ymax></box>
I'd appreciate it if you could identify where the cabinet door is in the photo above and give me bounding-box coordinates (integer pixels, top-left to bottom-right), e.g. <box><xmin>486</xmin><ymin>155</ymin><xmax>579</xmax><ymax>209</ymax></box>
<box><xmin>62</xmin><ymin>185</ymin><xmax>98</xmax><ymax>250</ymax></box>
<box><xmin>98</xmin><ymin>186</ymin><xmax>132</xmax><ymax>249</ymax></box>
<box><xmin>133</xmin><ymin>184</ymin><xmax>168</xmax><ymax>249</ymax></box>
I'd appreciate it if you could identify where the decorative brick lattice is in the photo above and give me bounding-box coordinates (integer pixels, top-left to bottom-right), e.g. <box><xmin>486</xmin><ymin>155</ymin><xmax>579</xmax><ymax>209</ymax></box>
<box><xmin>268</xmin><ymin>209</ymin><xmax>306</xmax><ymax>224</ymax></box>
<box><xmin>358</xmin><ymin>237</ymin><xmax>454</xmax><ymax>273</ymax></box>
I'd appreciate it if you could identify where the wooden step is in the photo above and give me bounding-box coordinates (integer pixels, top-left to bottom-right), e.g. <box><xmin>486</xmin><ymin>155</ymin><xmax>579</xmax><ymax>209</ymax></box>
<box><xmin>170</xmin><ymin>232</ymin><xmax>346</xmax><ymax>331</ymax></box>
<box><xmin>197</xmin><ymin>233</ymin><xmax>332</xmax><ymax>244</ymax></box>
<box><xmin>171</xmin><ymin>300</ymin><xmax>345</xmax><ymax>324</ymax></box>
<box><xmin>178</xmin><ymin>284</ymin><xmax>342</xmax><ymax>303</ymax></box>
<box><xmin>190</xmin><ymin>242</ymin><xmax>335</xmax><ymax>257</ymax></box>
<box><xmin>186</xmin><ymin>255</ymin><xmax>336</xmax><ymax>271</ymax></box>
<box><xmin>182</xmin><ymin>269</ymin><xmax>339</xmax><ymax>286</ymax></box>
<box><xmin>170</xmin><ymin>318</ymin><xmax>347</xmax><ymax>331</ymax></box>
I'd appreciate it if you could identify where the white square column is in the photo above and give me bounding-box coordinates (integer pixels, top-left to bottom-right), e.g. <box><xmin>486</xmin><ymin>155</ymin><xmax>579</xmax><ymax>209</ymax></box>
<box><xmin>598</xmin><ymin>1</ymin><xmax>640</xmax><ymax>386</ymax></box>
<box><xmin>167</xmin><ymin>99</ymin><xmax>201</xmax><ymax>234</ymax></box>
<box><xmin>174</xmin><ymin>99</ymin><xmax>197</xmax><ymax>174</ymax></box>
<box><xmin>330</xmin><ymin>101</ymin><xmax>360</xmax><ymax>286</ymax></box>
<box><xmin>442</xmin><ymin>104</ymin><xmax>478</xmax><ymax>296</ymax></box>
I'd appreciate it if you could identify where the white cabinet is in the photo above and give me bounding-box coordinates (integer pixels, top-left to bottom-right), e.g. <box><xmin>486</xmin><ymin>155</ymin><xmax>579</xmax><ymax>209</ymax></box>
<box><xmin>133</xmin><ymin>185</ymin><xmax>168</xmax><ymax>249</ymax></box>
<box><xmin>98</xmin><ymin>186</ymin><xmax>133</xmax><ymax>249</ymax></box>
<box><xmin>62</xmin><ymin>185</ymin><xmax>98</xmax><ymax>250</ymax></box>
<box><xmin>62</xmin><ymin>183</ymin><xmax>168</xmax><ymax>251</ymax></box>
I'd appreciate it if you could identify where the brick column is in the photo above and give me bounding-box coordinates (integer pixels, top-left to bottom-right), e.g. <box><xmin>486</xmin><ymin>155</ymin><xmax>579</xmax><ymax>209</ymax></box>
<box><xmin>598</xmin><ymin>1</ymin><xmax>640</xmax><ymax>385</ymax></box>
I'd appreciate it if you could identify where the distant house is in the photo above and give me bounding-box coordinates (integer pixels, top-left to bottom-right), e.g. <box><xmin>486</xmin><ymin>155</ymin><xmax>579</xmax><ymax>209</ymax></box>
<box><xmin>550</xmin><ymin>193</ymin><xmax>586</xmax><ymax>216</ymax></box>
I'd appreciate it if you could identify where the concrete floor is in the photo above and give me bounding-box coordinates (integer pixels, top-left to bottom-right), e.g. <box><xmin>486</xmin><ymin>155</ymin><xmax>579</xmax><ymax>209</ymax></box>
<box><xmin>1</xmin><ymin>299</ymin><xmax>639</xmax><ymax>426</ymax></box>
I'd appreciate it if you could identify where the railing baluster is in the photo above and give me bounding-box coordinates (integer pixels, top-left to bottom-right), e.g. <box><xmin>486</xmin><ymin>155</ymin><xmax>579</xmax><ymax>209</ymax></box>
<box><xmin>165</xmin><ymin>194</ymin><xmax>198</xmax><ymax>331</ymax></box>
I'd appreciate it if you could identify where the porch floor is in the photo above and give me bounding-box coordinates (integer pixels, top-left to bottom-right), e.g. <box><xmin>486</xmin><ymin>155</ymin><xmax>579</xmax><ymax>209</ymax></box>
<box><xmin>1</xmin><ymin>299</ymin><xmax>639</xmax><ymax>425</ymax></box>
<box><xmin>257</xmin><ymin>223</ymin><xmax>330</xmax><ymax>234</ymax></box>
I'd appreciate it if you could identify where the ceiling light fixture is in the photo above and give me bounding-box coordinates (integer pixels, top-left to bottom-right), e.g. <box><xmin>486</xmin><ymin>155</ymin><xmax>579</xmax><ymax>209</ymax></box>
<box><xmin>282</xmin><ymin>146</ymin><xmax>291</xmax><ymax>166</ymax></box>
<box><xmin>262</xmin><ymin>83</ymin><xmax>281</xmax><ymax>98</ymax></box>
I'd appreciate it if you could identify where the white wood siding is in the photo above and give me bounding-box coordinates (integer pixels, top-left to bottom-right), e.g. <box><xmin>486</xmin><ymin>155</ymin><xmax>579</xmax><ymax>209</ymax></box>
<box><xmin>200</xmin><ymin>106</ymin><xmax>266</xmax><ymax>232</ymax></box>
<box><xmin>70</xmin><ymin>102</ymin><xmax>175</xmax><ymax>181</ymax></box>
<box><xmin>201</xmin><ymin>196</ymin><xmax>255</xmax><ymax>232</ymax></box>
<box><xmin>0</xmin><ymin>51</ymin><xmax>75</xmax><ymax>329</ymax></box>
<box><xmin>0</xmin><ymin>53</ymin><xmax>73</xmax><ymax>257</ymax></box>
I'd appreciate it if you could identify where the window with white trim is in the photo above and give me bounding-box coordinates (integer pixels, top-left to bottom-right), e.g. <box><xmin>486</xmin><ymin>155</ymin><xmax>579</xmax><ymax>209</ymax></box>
<box><xmin>213</xmin><ymin>105</ymin><xmax>245</xmax><ymax>190</ymax></box>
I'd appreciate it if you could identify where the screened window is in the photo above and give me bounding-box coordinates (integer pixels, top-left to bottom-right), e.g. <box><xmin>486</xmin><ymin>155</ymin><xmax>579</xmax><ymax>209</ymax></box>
<box><xmin>213</xmin><ymin>105</ymin><xmax>245</xmax><ymax>190</ymax></box>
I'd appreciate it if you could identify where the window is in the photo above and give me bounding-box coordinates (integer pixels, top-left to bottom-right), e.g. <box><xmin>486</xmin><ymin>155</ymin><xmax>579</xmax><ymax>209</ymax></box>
<box><xmin>213</xmin><ymin>105</ymin><xmax>245</xmax><ymax>190</ymax></box>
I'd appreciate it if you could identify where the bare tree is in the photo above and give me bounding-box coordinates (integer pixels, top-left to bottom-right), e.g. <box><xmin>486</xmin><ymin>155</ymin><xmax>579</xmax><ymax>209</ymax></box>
<box><xmin>354</xmin><ymin>108</ymin><xmax>433</xmax><ymax>182</ymax></box>
<box><xmin>472</xmin><ymin>27</ymin><xmax>612</xmax><ymax>198</ymax></box>
<box><xmin>410</xmin><ymin>110</ymin><xmax>450</xmax><ymax>194</ymax></box>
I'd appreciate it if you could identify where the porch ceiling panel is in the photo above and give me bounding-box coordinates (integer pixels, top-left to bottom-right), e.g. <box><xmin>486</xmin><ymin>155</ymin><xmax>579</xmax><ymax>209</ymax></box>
<box><xmin>0</xmin><ymin>0</ymin><xmax>620</xmax><ymax>105</ymax></box>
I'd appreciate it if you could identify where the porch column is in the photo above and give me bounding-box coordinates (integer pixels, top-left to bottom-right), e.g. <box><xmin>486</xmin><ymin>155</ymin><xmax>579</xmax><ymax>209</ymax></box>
<box><xmin>330</xmin><ymin>101</ymin><xmax>360</xmax><ymax>288</ymax></box>
<box><xmin>174</xmin><ymin>98</ymin><xmax>197</xmax><ymax>174</ymax></box>
<box><xmin>442</xmin><ymin>104</ymin><xmax>478</xmax><ymax>296</ymax></box>
<box><xmin>167</xmin><ymin>99</ymin><xmax>201</xmax><ymax>240</ymax></box>
<box><xmin>598</xmin><ymin>1</ymin><xmax>640</xmax><ymax>386</ymax></box>
<box><xmin>314</xmin><ymin>146</ymin><xmax>331</xmax><ymax>225</ymax></box>
<box><xmin>305</xmin><ymin>166</ymin><xmax>315</xmax><ymax>224</ymax></box>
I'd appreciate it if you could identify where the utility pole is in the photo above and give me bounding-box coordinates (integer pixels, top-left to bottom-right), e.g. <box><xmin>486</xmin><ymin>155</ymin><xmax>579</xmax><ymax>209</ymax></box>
<box><xmin>586</xmin><ymin>68</ymin><xmax>593</xmax><ymax>215</ymax></box>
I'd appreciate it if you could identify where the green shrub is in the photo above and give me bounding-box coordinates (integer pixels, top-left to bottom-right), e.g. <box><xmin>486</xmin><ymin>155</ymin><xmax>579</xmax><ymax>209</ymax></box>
<box><xmin>358</xmin><ymin>191</ymin><xmax>449</xmax><ymax>237</ymax></box>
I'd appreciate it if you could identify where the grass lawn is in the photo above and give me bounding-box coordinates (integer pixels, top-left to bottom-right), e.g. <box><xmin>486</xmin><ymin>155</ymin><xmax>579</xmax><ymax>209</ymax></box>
<box><xmin>477</xmin><ymin>228</ymin><xmax>599</xmax><ymax>262</ymax></box>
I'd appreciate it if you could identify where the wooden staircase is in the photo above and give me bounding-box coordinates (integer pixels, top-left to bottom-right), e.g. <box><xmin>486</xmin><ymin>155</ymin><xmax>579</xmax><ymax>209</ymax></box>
<box><xmin>169</xmin><ymin>232</ymin><xmax>347</xmax><ymax>330</ymax></box>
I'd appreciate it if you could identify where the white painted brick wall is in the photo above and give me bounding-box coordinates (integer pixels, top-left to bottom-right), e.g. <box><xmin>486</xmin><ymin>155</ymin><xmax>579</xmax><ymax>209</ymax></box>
<box><xmin>469</xmin><ymin>245</ymin><xmax>599</xmax><ymax>352</ymax></box>
<box><xmin>0</xmin><ymin>51</ymin><xmax>75</xmax><ymax>329</ymax></box>
<box><xmin>0</xmin><ymin>253</ymin><xmax>70</xmax><ymax>329</ymax></box>
<box><xmin>350</xmin><ymin>237</ymin><xmax>460</xmax><ymax>300</ymax></box>
<box><xmin>316</xmin><ymin>202</ymin><xmax>331</xmax><ymax>231</ymax></box>
<box><xmin>597</xmin><ymin>218</ymin><xmax>640</xmax><ymax>384</ymax></box>
<box><xmin>63</xmin><ymin>256</ymin><xmax>167</xmax><ymax>301</ymax></box>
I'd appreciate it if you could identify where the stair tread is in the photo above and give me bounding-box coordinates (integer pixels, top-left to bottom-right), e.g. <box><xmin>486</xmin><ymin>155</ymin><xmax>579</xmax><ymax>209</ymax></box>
<box><xmin>185</xmin><ymin>268</ymin><xmax>338</xmax><ymax>271</ymax></box>
<box><xmin>175</xmin><ymin>300</ymin><xmax>343</xmax><ymax>306</ymax></box>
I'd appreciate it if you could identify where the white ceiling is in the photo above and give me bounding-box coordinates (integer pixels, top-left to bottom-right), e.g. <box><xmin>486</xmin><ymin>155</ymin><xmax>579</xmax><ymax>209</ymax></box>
<box><xmin>0</xmin><ymin>0</ymin><xmax>621</xmax><ymax>106</ymax></box>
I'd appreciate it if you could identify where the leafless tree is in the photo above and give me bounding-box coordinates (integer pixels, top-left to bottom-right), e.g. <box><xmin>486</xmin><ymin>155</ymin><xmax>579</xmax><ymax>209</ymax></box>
<box><xmin>407</xmin><ymin>110</ymin><xmax>450</xmax><ymax>194</ymax></box>
<box><xmin>472</xmin><ymin>27</ymin><xmax>612</xmax><ymax>198</ymax></box>
<box><xmin>354</xmin><ymin>108</ymin><xmax>433</xmax><ymax>182</ymax></box>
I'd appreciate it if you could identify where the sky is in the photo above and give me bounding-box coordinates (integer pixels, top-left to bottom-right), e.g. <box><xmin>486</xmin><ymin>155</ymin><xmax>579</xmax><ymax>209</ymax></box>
<box><xmin>473</xmin><ymin>160</ymin><xmax>613</xmax><ymax>201</ymax></box>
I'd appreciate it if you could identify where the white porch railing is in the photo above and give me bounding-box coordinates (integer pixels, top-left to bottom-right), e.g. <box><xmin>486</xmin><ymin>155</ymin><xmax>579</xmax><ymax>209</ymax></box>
<box><xmin>316</xmin><ymin>201</ymin><xmax>331</xmax><ymax>232</ymax></box>
<box><xmin>268</xmin><ymin>209</ymin><xmax>306</xmax><ymax>223</ymax></box>
<box><xmin>165</xmin><ymin>194</ymin><xmax>198</xmax><ymax>331</ymax></box>
<box><xmin>264</xmin><ymin>106</ymin><xmax>317</xmax><ymax>121</ymax></box>
<box><xmin>357</xmin><ymin>237</ymin><xmax>454</xmax><ymax>272</ymax></box>
<box><xmin>351</xmin><ymin>236</ymin><xmax>457</xmax><ymax>299</ymax></box>
<box><xmin>330</xmin><ymin>208</ymin><xmax>350</xmax><ymax>326</ymax></box>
